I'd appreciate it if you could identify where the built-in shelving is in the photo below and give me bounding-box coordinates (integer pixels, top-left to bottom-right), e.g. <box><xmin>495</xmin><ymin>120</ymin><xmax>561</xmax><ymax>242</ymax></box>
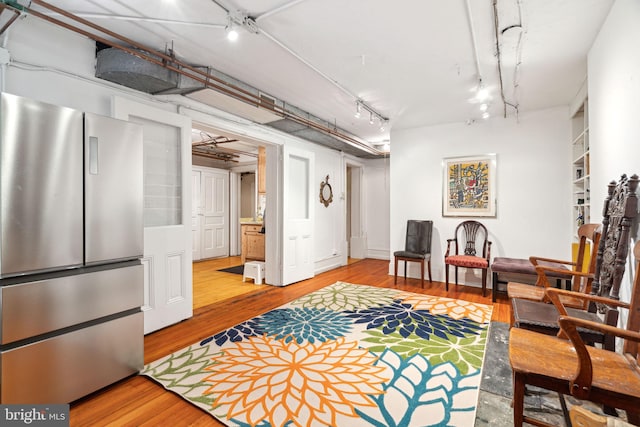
<box><xmin>571</xmin><ymin>97</ymin><xmax>590</xmax><ymax>237</ymax></box>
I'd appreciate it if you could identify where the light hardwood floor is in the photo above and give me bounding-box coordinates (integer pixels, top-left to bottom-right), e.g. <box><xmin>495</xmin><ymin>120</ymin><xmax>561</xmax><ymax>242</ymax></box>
<box><xmin>192</xmin><ymin>256</ymin><xmax>266</xmax><ymax>310</ymax></box>
<box><xmin>70</xmin><ymin>258</ymin><xmax>512</xmax><ymax>426</ymax></box>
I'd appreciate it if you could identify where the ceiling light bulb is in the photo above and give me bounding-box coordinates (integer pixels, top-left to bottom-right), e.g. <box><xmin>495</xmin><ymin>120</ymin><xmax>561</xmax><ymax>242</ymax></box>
<box><xmin>380</xmin><ymin>120</ymin><xmax>386</xmax><ymax>132</ymax></box>
<box><xmin>354</xmin><ymin>103</ymin><xmax>361</xmax><ymax>118</ymax></box>
<box><xmin>226</xmin><ymin>26</ymin><xmax>239</xmax><ymax>41</ymax></box>
<box><xmin>369</xmin><ymin>113</ymin><xmax>374</xmax><ymax>125</ymax></box>
<box><xmin>480</xmin><ymin>103</ymin><xmax>488</xmax><ymax>112</ymax></box>
<box><xmin>225</xmin><ymin>16</ymin><xmax>238</xmax><ymax>41</ymax></box>
<box><xmin>482</xmin><ymin>112</ymin><xmax>490</xmax><ymax>120</ymax></box>
<box><xmin>477</xmin><ymin>87</ymin><xmax>489</xmax><ymax>102</ymax></box>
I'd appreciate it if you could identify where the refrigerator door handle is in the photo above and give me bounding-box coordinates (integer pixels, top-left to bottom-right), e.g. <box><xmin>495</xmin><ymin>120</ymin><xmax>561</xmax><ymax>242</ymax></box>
<box><xmin>89</xmin><ymin>136</ymin><xmax>99</xmax><ymax>175</ymax></box>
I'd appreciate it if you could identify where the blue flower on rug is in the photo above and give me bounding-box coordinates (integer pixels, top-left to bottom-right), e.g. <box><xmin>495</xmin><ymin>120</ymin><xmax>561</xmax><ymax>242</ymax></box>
<box><xmin>356</xmin><ymin>349</ymin><xmax>482</xmax><ymax>427</ymax></box>
<box><xmin>346</xmin><ymin>299</ymin><xmax>483</xmax><ymax>341</ymax></box>
<box><xmin>200</xmin><ymin>318</ymin><xmax>262</xmax><ymax>347</ymax></box>
<box><xmin>256</xmin><ymin>307</ymin><xmax>352</xmax><ymax>343</ymax></box>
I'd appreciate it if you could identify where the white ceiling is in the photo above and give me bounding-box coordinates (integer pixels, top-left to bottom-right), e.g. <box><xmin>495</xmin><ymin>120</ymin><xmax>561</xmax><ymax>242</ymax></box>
<box><xmin>24</xmin><ymin>0</ymin><xmax>614</xmax><ymax>155</ymax></box>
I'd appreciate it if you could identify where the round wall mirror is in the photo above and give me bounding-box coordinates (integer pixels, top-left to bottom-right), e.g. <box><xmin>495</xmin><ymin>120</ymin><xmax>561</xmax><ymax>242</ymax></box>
<box><xmin>319</xmin><ymin>175</ymin><xmax>333</xmax><ymax>207</ymax></box>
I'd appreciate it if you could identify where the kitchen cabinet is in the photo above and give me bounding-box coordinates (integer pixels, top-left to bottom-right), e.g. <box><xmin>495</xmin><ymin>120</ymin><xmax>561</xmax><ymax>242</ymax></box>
<box><xmin>241</xmin><ymin>223</ymin><xmax>265</xmax><ymax>263</ymax></box>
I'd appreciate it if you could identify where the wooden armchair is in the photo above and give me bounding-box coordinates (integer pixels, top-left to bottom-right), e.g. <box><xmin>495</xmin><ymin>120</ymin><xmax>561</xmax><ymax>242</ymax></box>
<box><xmin>509</xmin><ymin>241</ymin><xmax>640</xmax><ymax>427</ymax></box>
<box><xmin>507</xmin><ymin>223</ymin><xmax>601</xmax><ymax>306</ymax></box>
<box><xmin>510</xmin><ymin>175</ymin><xmax>639</xmax><ymax>351</ymax></box>
<box><xmin>444</xmin><ymin>220</ymin><xmax>491</xmax><ymax>296</ymax></box>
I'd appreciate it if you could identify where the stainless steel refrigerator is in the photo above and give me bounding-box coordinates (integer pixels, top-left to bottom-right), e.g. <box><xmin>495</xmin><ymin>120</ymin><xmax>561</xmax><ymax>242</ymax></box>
<box><xmin>0</xmin><ymin>92</ymin><xmax>144</xmax><ymax>403</ymax></box>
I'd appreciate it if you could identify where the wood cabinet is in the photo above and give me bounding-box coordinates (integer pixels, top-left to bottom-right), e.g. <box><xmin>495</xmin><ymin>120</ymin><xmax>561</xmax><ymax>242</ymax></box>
<box><xmin>258</xmin><ymin>146</ymin><xmax>266</xmax><ymax>194</ymax></box>
<box><xmin>241</xmin><ymin>223</ymin><xmax>265</xmax><ymax>263</ymax></box>
<box><xmin>571</xmin><ymin>96</ymin><xmax>590</xmax><ymax>237</ymax></box>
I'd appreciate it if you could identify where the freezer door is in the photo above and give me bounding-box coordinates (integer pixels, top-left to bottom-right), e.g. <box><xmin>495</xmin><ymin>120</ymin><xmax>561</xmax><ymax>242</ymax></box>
<box><xmin>0</xmin><ymin>93</ymin><xmax>83</xmax><ymax>277</ymax></box>
<box><xmin>85</xmin><ymin>113</ymin><xmax>143</xmax><ymax>264</ymax></box>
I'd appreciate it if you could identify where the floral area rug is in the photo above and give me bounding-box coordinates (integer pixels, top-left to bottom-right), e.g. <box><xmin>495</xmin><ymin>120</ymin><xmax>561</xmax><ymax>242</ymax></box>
<box><xmin>142</xmin><ymin>282</ymin><xmax>493</xmax><ymax>427</ymax></box>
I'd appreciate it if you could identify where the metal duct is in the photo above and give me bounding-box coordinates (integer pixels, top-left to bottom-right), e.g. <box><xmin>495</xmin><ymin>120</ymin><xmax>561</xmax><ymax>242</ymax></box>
<box><xmin>96</xmin><ymin>47</ymin><xmax>205</xmax><ymax>95</ymax></box>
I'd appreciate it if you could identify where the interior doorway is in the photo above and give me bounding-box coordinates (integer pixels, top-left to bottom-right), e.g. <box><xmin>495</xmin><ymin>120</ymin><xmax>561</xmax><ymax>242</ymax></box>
<box><xmin>346</xmin><ymin>163</ymin><xmax>366</xmax><ymax>259</ymax></box>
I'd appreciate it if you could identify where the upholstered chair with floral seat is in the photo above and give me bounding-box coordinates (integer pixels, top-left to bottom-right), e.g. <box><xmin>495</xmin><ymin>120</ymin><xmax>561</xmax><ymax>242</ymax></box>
<box><xmin>444</xmin><ymin>220</ymin><xmax>491</xmax><ymax>296</ymax></box>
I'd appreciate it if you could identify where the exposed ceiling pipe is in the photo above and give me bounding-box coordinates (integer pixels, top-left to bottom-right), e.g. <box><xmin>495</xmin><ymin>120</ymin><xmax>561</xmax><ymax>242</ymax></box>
<box><xmin>494</xmin><ymin>0</ymin><xmax>523</xmax><ymax>120</ymax></box>
<box><xmin>0</xmin><ymin>4</ymin><xmax>20</xmax><ymax>35</ymax></box>
<box><xmin>255</xmin><ymin>0</ymin><xmax>310</xmax><ymax>22</ymax></box>
<box><xmin>44</xmin><ymin>12</ymin><xmax>225</xmax><ymax>29</ymax></box>
<box><xmin>492</xmin><ymin>0</ymin><xmax>507</xmax><ymax>118</ymax></box>
<box><xmin>464</xmin><ymin>0</ymin><xmax>484</xmax><ymax>85</ymax></box>
<box><xmin>0</xmin><ymin>0</ymin><xmax>384</xmax><ymax>156</ymax></box>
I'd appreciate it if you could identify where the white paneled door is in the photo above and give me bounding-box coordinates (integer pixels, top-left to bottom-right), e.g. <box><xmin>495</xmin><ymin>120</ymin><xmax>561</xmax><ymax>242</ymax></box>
<box><xmin>114</xmin><ymin>97</ymin><xmax>193</xmax><ymax>334</ymax></box>
<box><xmin>192</xmin><ymin>167</ymin><xmax>229</xmax><ymax>260</ymax></box>
<box><xmin>282</xmin><ymin>145</ymin><xmax>315</xmax><ymax>285</ymax></box>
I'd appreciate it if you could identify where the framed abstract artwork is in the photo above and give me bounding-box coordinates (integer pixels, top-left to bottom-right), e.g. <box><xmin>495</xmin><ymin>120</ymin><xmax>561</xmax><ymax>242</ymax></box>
<box><xmin>442</xmin><ymin>154</ymin><xmax>497</xmax><ymax>217</ymax></box>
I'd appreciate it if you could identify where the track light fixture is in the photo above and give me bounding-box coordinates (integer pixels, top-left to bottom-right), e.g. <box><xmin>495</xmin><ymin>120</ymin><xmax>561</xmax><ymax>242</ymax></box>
<box><xmin>224</xmin><ymin>11</ymin><xmax>259</xmax><ymax>42</ymax></box>
<box><xmin>354</xmin><ymin>99</ymin><xmax>388</xmax><ymax>129</ymax></box>
<box><xmin>225</xmin><ymin>16</ymin><xmax>238</xmax><ymax>41</ymax></box>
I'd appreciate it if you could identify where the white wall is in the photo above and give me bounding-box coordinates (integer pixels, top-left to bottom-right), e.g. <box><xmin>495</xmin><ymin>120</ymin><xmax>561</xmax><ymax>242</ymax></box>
<box><xmin>363</xmin><ymin>157</ymin><xmax>391</xmax><ymax>259</ymax></box>
<box><xmin>587</xmin><ymin>0</ymin><xmax>640</xmax><ymax>308</ymax></box>
<box><xmin>390</xmin><ymin>107</ymin><xmax>571</xmax><ymax>286</ymax></box>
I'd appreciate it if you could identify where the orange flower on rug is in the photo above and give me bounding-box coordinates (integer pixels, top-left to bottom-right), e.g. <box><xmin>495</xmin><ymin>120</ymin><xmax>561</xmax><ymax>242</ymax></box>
<box><xmin>142</xmin><ymin>282</ymin><xmax>493</xmax><ymax>427</ymax></box>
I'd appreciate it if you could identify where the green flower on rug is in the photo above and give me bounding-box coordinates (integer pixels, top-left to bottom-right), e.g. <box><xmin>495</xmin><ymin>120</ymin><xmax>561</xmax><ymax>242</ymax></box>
<box><xmin>361</xmin><ymin>327</ymin><xmax>488</xmax><ymax>375</ymax></box>
<box><xmin>291</xmin><ymin>281</ymin><xmax>400</xmax><ymax>311</ymax></box>
<box><xmin>141</xmin><ymin>344</ymin><xmax>220</xmax><ymax>407</ymax></box>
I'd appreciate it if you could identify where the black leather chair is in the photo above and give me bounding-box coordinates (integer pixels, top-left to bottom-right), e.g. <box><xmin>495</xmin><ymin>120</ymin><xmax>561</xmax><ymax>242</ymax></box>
<box><xmin>394</xmin><ymin>220</ymin><xmax>433</xmax><ymax>288</ymax></box>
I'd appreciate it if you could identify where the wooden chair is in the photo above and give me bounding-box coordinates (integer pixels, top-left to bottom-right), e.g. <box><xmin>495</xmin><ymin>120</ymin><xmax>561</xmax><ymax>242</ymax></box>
<box><xmin>510</xmin><ymin>175</ymin><xmax>639</xmax><ymax>351</ymax></box>
<box><xmin>506</xmin><ymin>223</ymin><xmax>601</xmax><ymax>306</ymax></box>
<box><xmin>570</xmin><ymin>406</ymin><xmax>634</xmax><ymax>427</ymax></box>
<box><xmin>509</xmin><ymin>240</ymin><xmax>640</xmax><ymax>427</ymax></box>
<box><xmin>444</xmin><ymin>220</ymin><xmax>491</xmax><ymax>296</ymax></box>
<box><xmin>393</xmin><ymin>220</ymin><xmax>433</xmax><ymax>288</ymax></box>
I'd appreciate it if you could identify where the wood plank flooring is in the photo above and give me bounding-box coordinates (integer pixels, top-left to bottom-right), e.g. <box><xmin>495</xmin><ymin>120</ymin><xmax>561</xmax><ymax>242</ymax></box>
<box><xmin>70</xmin><ymin>258</ymin><xmax>512</xmax><ymax>426</ymax></box>
<box><xmin>192</xmin><ymin>256</ymin><xmax>266</xmax><ymax>310</ymax></box>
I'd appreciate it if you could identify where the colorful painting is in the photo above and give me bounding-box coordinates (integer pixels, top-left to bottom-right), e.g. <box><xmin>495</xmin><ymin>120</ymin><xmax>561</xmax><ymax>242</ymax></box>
<box><xmin>442</xmin><ymin>154</ymin><xmax>496</xmax><ymax>217</ymax></box>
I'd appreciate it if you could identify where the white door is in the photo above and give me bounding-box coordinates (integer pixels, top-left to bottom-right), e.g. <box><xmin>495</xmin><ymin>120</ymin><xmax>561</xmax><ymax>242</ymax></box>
<box><xmin>199</xmin><ymin>168</ymin><xmax>229</xmax><ymax>259</ymax></box>
<box><xmin>282</xmin><ymin>145</ymin><xmax>315</xmax><ymax>285</ymax></box>
<box><xmin>113</xmin><ymin>97</ymin><xmax>193</xmax><ymax>334</ymax></box>
<box><xmin>192</xmin><ymin>170</ymin><xmax>202</xmax><ymax>261</ymax></box>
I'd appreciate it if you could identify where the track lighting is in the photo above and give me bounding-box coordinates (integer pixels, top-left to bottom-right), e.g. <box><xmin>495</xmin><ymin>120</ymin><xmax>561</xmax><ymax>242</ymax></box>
<box><xmin>480</xmin><ymin>103</ymin><xmax>488</xmax><ymax>112</ymax></box>
<box><xmin>225</xmin><ymin>16</ymin><xmax>238</xmax><ymax>41</ymax></box>
<box><xmin>353</xmin><ymin>98</ymin><xmax>388</xmax><ymax>130</ymax></box>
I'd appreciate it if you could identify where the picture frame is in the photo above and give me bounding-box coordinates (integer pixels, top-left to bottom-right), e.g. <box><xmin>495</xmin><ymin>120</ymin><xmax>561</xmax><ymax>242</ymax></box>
<box><xmin>442</xmin><ymin>154</ymin><xmax>497</xmax><ymax>217</ymax></box>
